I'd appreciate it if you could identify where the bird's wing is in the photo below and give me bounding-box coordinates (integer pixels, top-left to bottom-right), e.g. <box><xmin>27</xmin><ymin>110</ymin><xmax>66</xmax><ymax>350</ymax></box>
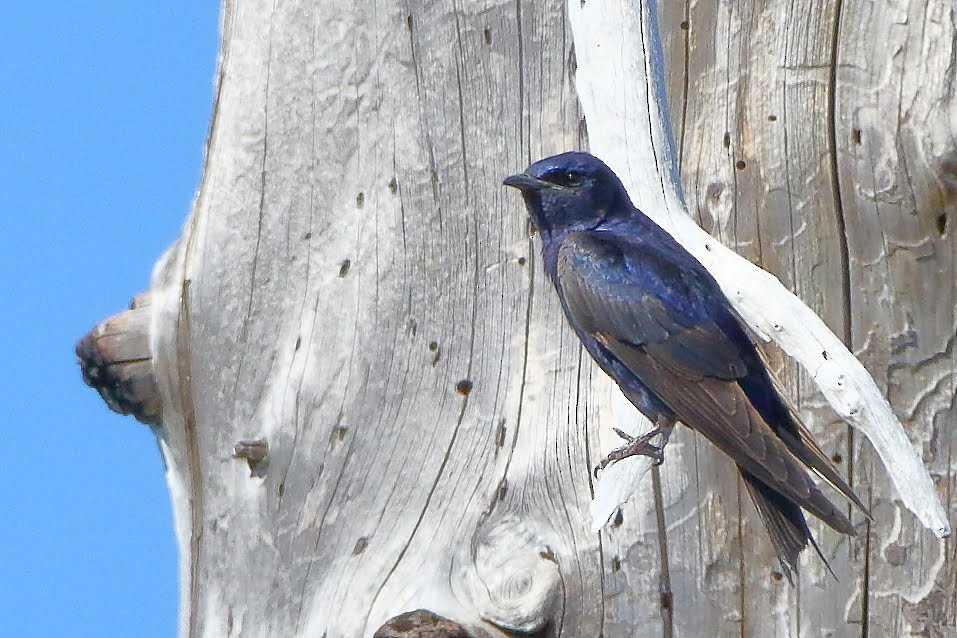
<box><xmin>557</xmin><ymin>232</ymin><xmax>855</xmax><ymax>535</ymax></box>
<box><xmin>754</xmin><ymin>349</ymin><xmax>870</xmax><ymax>516</ymax></box>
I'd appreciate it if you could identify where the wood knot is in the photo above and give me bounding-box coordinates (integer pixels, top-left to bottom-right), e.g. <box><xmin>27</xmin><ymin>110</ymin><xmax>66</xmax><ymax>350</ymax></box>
<box><xmin>465</xmin><ymin>516</ymin><xmax>560</xmax><ymax>633</ymax></box>
<box><xmin>373</xmin><ymin>610</ymin><xmax>469</xmax><ymax>638</ymax></box>
<box><xmin>76</xmin><ymin>293</ymin><xmax>160</xmax><ymax>425</ymax></box>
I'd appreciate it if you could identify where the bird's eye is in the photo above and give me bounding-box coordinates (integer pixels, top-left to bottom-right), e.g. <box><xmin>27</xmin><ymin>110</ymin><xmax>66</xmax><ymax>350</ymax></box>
<box><xmin>544</xmin><ymin>169</ymin><xmax>583</xmax><ymax>187</ymax></box>
<box><xmin>564</xmin><ymin>171</ymin><xmax>583</xmax><ymax>186</ymax></box>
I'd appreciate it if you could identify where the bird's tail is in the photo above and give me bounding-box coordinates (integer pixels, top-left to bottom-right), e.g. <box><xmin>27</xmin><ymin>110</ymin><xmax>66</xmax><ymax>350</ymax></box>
<box><xmin>741</xmin><ymin>471</ymin><xmax>836</xmax><ymax>582</ymax></box>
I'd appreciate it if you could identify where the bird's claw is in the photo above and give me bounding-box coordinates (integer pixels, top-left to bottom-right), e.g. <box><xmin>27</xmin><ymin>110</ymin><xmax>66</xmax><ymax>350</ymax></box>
<box><xmin>593</xmin><ymin>426</ymin><xmax>665</xmax><ymax>477</ymax></box>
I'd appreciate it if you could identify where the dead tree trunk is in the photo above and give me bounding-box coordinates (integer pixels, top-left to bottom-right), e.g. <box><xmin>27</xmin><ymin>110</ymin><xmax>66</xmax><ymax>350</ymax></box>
<box><xmin>77</xmin><ymin>0</ymin><xmax>956</xmax><ymax>635</ymax></box>
<box><xmin>656</xmin><ymin>1</ymin><xmax>957</xmax><ymax>634</ymax></box>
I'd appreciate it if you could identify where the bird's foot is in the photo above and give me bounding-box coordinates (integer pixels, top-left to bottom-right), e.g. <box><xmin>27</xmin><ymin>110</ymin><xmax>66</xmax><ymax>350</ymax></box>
<box><xmin>594</xmin><ymin>426</ymin><xmax>664</xmax><ymax>477</ymax></box>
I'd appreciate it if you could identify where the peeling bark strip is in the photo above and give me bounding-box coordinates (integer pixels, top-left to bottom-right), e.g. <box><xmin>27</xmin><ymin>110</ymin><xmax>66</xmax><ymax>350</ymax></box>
<box><xmin>76</xmin><ymin>293</ymin><xmax>160</xmax><ymax>425</ymax></box>
<box><xmin>77</xmin><ymin>0</ymin><xmax>956</xmax><ymax>635</ymax></box>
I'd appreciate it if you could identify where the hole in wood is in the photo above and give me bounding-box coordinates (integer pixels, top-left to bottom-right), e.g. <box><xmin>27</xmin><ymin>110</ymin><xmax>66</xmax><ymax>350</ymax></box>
<box><xmin>233</xmin><ymin>439</ymin><xmax>269</xmax><ymax>477</ymax></box>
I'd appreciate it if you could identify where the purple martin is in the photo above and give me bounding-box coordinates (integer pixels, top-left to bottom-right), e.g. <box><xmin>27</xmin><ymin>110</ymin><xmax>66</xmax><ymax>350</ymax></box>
<box><xmin>504</xmin><ymin>151</ymin><xmax>865</xmax><ymax>577</ymax></box>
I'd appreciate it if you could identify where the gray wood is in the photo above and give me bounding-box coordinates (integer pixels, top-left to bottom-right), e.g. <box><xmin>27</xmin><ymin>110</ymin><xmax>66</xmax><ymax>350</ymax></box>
<box><xmin>76</xmin><ymin>0</ymin><xmax>956</xmax><ymax>635</ymax></box>
<box><xmin>834</xmin><ymin>1</ymin><xmax>957</xmax><ymax>633</ymax></box>
<box><xmin>663</xmin><ymin>0</ymin><xmax>957</xmax><ymax>635</ymax></box>
<box><xmin>669</xmin><ymin>2</ymin><xmax>855</xmax><ymax>635</ymax></box>
<box><xmin>148</xmin><ymin>0</ymin><xmax>618</xmax><ymax>635</ymax></box>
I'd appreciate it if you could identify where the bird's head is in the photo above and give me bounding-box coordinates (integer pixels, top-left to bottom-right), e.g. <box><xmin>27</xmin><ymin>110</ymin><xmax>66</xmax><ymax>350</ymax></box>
<box><xmin>503</xmin><ymin>152</ymin><xmax>629</xmax><ymax>237</ymax></box>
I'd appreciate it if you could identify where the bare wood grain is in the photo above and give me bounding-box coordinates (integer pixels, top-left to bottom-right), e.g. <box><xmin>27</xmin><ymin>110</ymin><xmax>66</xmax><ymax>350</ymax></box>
<box><xmin>658</xmin><ymin>0</ymin><xmax>957</xmax><ymax>635</ymax></box>
<box><xmin>682</xmin><ymin>2</ymin><xmax>862</xmax><ymax>634</ymax></box>
<box><xmin>142</xmin><ymin>0</ymin><xmax>655</xmax><ymax>635</ymax></box>
<box><xmin>81</xmin><ymin>0</ymin><xmax>954</xmax><ymax>635</ymax></box>
<box><xmin>834</xmin><ymin>1</ymin><xmax>957</xmax><ymax>633</ymax></box>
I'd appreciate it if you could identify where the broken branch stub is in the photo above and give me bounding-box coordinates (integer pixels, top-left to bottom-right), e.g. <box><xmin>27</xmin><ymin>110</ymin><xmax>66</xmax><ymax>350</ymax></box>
<box><xmin>76</xmin><ymin>293</ymin><xmax>160</xmax><ymax>426</ymax></box>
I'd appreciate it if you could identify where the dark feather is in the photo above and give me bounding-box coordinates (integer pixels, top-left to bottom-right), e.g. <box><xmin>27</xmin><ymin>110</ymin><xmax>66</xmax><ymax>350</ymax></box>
<box><xmin>741</xmin><ymin>472</ymin><xmax>838</xmax><ymax>581</ymax></box>
<box><xmin>556</xmin><ymin>231</ymin><xmax>859</xmax><ymax>538</ymax></box>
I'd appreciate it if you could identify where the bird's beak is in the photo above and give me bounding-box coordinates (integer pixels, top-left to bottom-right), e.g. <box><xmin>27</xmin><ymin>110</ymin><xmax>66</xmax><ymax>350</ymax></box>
<box><xmin>503</xmin><ymin>173</ymin><xmax>550</xmax><ymax>191</ymax></box>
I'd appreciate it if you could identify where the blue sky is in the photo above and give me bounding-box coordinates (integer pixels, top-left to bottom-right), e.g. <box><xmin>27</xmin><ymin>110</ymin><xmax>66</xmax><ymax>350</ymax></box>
<box><xmin>0</xmin><ymin>4</ymin><xmax>218</xmax><ymax>636</ymax></box>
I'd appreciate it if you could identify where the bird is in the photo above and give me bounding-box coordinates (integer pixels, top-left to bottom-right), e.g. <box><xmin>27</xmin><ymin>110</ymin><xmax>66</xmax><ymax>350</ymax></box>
<box><xmin>503</xmin><ymin>151</ymin><xmax>866</xmax><ymax>578</ymax></box>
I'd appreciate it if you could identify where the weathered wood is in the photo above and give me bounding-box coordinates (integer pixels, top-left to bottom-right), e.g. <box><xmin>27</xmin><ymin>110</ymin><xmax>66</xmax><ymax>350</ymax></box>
<box><xmin>77</xmin><ymin>0</ymin><xmax>957</xmax><ymax>635</ymax></box>
<box><xmin>146</xmin><ymin>0</ymin><xmax>608</xmax><ymax>635</ymax></box>
<box><xmin>76</xmin><ymin>293</ymin><xmax>160</xmax><ymax>425</ymax></box>
<box><xmin>665</xmin><ymin>2</ymin><xmax>858</xmax><ymax>632</ymax></box>
<box><xmin>834</xmin><ymin>1</ymin><xmax>957</xmax><ymax>633</ymax></box>
<box><xmin>653</xmin><ymin>0</ymin><xmax>957</xmax><ymax>634</ymax></box>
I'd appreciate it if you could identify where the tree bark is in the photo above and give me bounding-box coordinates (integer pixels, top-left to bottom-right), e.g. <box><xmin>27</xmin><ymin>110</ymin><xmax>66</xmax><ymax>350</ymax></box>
<box><xmin>76</xmin><ymin>0</ymin><xmax>957</xmax><ymax>636</ymax></box>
